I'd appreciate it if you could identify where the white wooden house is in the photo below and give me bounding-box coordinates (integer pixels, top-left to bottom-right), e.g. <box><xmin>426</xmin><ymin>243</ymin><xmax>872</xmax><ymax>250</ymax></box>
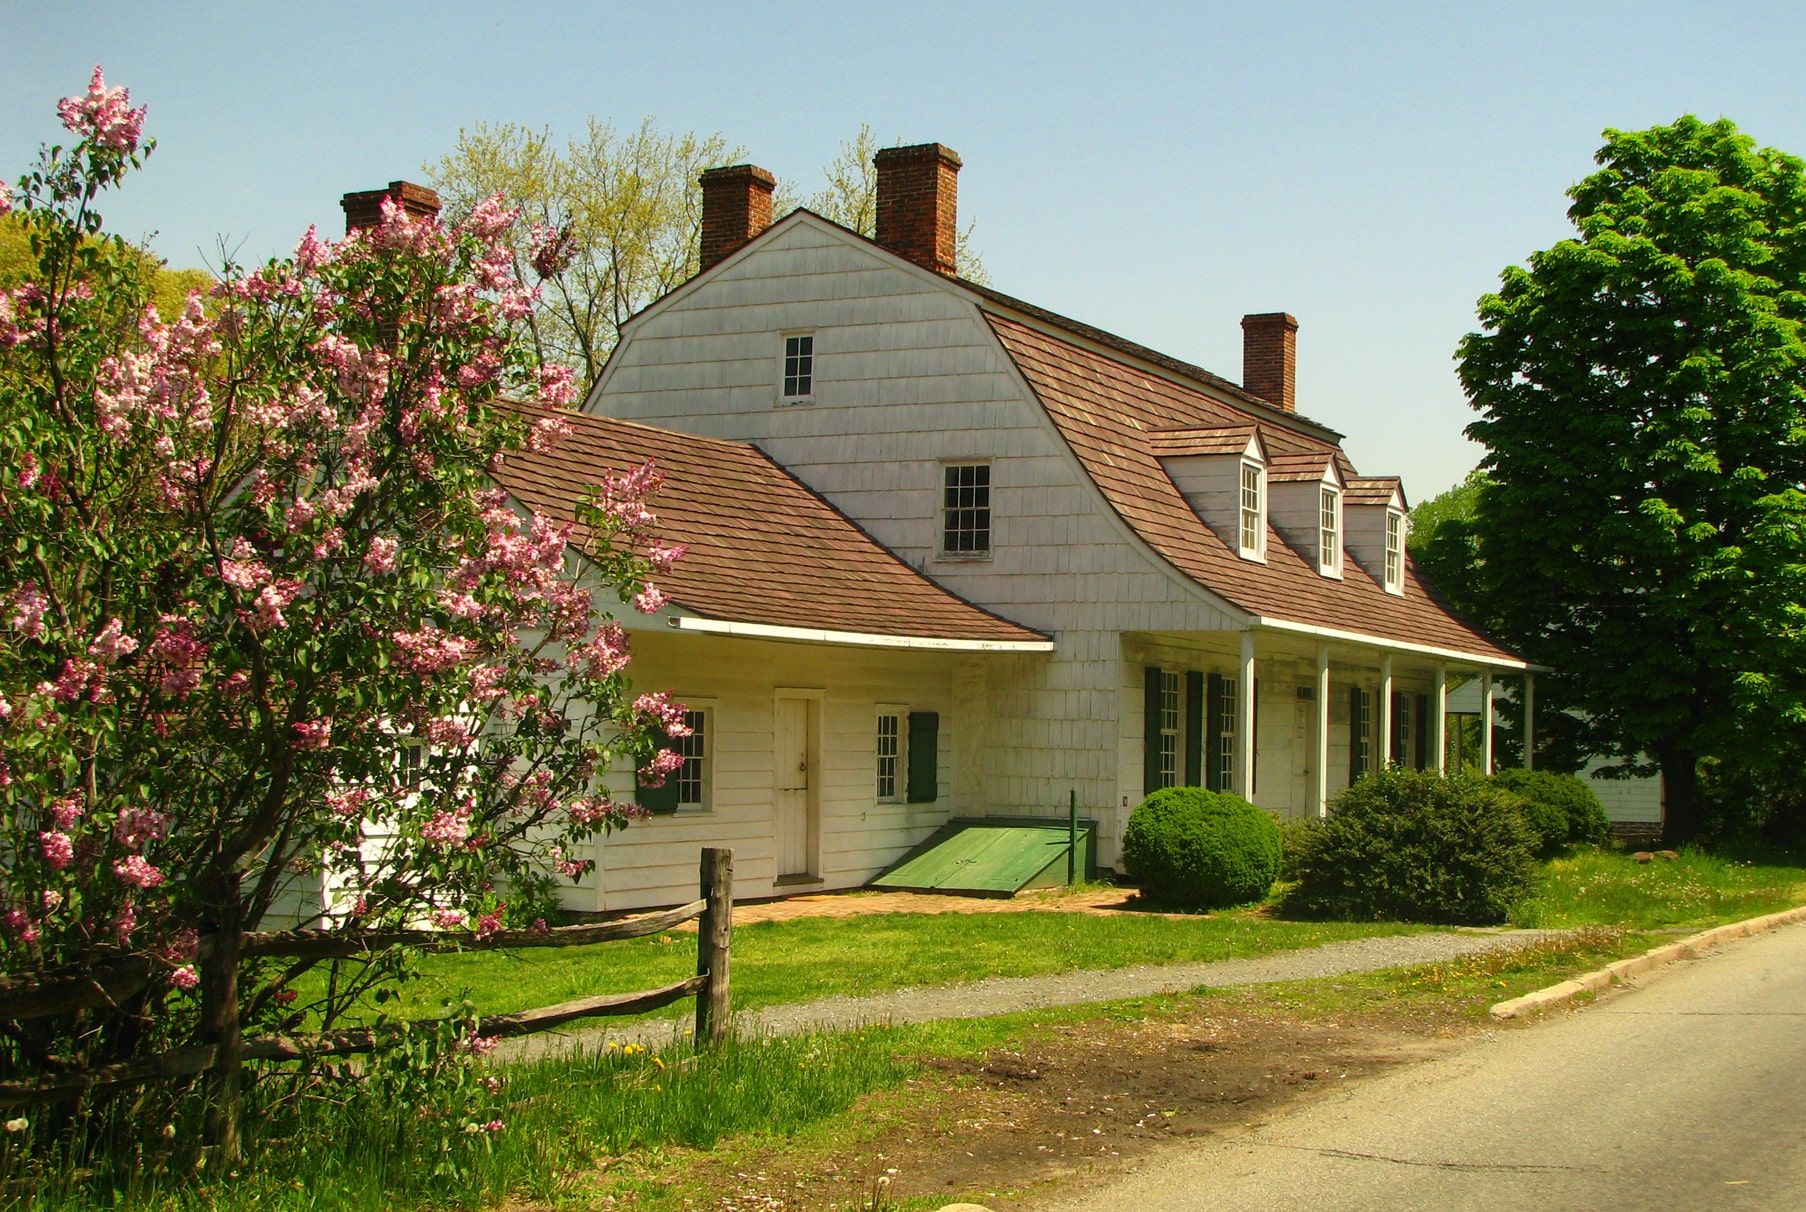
<box><xmin>481</xmin><ymin>144</ymin><xmax>1537</xmax><ymax>911</ymax></box>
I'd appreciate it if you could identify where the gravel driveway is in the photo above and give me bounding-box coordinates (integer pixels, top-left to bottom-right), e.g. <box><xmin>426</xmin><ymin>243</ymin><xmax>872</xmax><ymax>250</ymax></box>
<box><xmin>502</xmin><ymin>928</ymin><xmax>1565</xmax><ymax>1063</ymax></box>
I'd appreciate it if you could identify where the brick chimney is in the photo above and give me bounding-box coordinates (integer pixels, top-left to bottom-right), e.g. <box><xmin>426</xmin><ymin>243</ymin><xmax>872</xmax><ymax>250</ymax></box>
<box><xmin>1241</xmin><ymin>312</ymin><xmax>1299</xmax><ymax>412</ymax></box>
<box><xmin>698</xmin><ymin>164</ymin><xmax>776</xmax><ymax>272</ymax></box>
<box><xmin>340</xmin><ymin>180</ymin><xmax>441</xmax><ymax>234</ymax></box>
<box><xmin>874</xmin><ymin>143</ymin><xmax>962</xmax><ymax>276</ymax></box>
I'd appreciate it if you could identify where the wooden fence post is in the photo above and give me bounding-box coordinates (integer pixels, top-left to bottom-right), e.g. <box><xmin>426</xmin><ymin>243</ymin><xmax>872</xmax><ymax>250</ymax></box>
<box><xmin>695</xmin><ymin>847</ymin><xmax>732</xmax><ymax>1048</ymax></box>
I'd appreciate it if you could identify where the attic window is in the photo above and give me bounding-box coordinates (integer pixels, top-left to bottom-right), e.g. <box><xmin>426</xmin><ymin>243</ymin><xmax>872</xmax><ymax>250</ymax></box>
<box><xmin>782</xmin><ymin>334</ymin><xmax>814</xmax><ymax>400</ymax></box>
<box><xmin>1238</xmin><ymin>461</ymin><xmax>1265</xmax><ymax>559</ymax></box>
<box><xmin>1384</xmin><ymin>509</ymin><xmax>1405</xmax><ymax>593</ymax></box>
<box><xmin>1319</xmin><ymin>486</ymin><xmax>1341</xmax><ymax>576</ymax></box>
<box><xmin>941</xmin><ymin>462</ymin><xmax>991</xmax><ymax>556</ymax></box>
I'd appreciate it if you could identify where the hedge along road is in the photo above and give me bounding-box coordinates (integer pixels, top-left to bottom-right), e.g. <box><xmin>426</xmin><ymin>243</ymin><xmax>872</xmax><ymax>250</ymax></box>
<box><xmin>501</xmin><ymin>928</ymin><xmax>1566</xmax><ymax>1062</ymax></box>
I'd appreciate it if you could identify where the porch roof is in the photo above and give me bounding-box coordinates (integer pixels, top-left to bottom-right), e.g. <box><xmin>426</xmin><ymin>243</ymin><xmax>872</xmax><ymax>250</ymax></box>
<box><xmin>494</xmin><ymin>406</ymin><xmax>1052</xmax><ymax>650</ymax></box>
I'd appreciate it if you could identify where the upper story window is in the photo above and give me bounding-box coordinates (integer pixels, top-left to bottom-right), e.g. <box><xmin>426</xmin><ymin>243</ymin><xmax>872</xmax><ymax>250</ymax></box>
<box><xmin>941</xmin><ymin>463</ymin><xmax>991</xmax><ymax>556</ymax></box>
<box><xmin>1384</xmin><ymin>509</ymin><xmax>1405</xmax><ymax>593</ymax></box>
<box><xmin>782</xmin><ymin>334</ymin><xmax>814</xmax><ymax>401</ymax></box>
<box><xmin>1319</xmin><ymin>486</ymin><xmax>1342</xmax><ymax>576</ymax></box>
<box><xmin>1238</xmin><ymin>460</ymin><xmax>1265</xmax><ymax>559</ymax></box>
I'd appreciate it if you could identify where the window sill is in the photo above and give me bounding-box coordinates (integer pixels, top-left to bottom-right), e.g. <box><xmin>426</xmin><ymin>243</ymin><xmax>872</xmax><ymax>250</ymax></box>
<box><xmin>934</xmin><ymin>551</ymin><xmax>993</xmax><ymax>563</ymax></box>
<box><xmin>776</xmin><ymin>396</ymin><xmax>814</xmax><ymax>408</ymax></box>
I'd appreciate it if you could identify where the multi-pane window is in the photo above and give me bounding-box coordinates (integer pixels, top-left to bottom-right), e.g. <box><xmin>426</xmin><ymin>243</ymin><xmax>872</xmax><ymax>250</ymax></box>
<box><xmin>1319</xmin><ymin>487</ymin><xmax>1341</xmax><ymax>575</ymax></box>
<box><xmin>876</xmin><ymin>711</ymin><xmax>901</xmax><ymax>800</ymax></box>
<box><xmin>674</xmin><ymin>710</ymin><xmax>707</xmax><ymax>806</ymax></box>
<box><xmin>1158</xmin><ymin>671</ymin><xmax>1182</xmax><ymax>788</ymax></box>
<box><xmin>782</xmin><ymin>334</ymin><xmax>814</xmax><ymax>399</ymax></box>
<box><xmin>1351</xmin><ymin>688</ymin><xmax>1372</xmax><ymax>781</ymax></box>
<box><xmin>1384</xmin><ymin>510</ymin><xmax>1405</xmax><ymax>591</ymax></box>
<box><xmin>1239</xmin><ymin>461</ymin><xmax>1264</xmax><ymax>557</ymax></box>
<box><xmin>1212</xmin><ymin>676</ymin><xmax>1236</xmax><ymax>792</ymax></box>
<box><xmin>941</xmin><ymin>463</ymin><xmax>991</xmax><ymax>554</ymax></box>
<box><xmin>1393</xmin><ymin>694</ymin><xmax>1413</xmax><ymax>767</ymax></box>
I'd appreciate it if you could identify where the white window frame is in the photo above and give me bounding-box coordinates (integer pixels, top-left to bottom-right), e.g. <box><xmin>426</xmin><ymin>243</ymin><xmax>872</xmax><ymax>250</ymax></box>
<box><xmin>672</xmin><ymin>703</ymin><xmax>714</xmax><ymax>811</ymax></box>
<box><xmin>876</xmin><ymin>705</ymin><xmax>906</xmax><ymax>802</ymax></box>
<box><xmin>1238</xmin><ymin>460</ymin><xmax>1266</xmax><ymax>560</ymax></box>
<box><xmin>1212</xmin><ymin>675</ymin><xmax>1236</xmax><ymax>792</ymax></box>
<box><xmin>1384</xmin><ymin>509</ymin><xmax>1405</xmax><ymax>594</ymax></box>
<box><xmin>780</xmin><ymin>332</ymin><xmax>815</xmax><ymax>403</ymax></box>
<box><xmin>1319</xmin><ymin>485</ymin><xmax>1342</xmax><ymax>577</ymax></box>
<box><xmin>1158</xmin><ymin>670</ymin><xmax>1182</xmax><ymax>789</ymax></box>
<box><xmin>939</xmin><ymin>461</ymin><xmax>992</xmax><ymax>558</ymax></box>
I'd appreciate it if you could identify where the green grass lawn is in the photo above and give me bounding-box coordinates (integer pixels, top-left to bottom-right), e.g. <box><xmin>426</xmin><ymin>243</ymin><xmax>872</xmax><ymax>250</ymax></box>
<box><xmin>1511</xmin><ymin>845</ymin><xmax>1806</xmax><ymax>930</ymax></box>
<box><xmin>367</xmin><ymin>907</ymin><xmax>1426</xmax><ymax>1024</ymax></box>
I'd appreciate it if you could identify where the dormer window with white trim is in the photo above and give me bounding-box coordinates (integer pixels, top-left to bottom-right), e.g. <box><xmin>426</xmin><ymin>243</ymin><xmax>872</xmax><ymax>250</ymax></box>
<box><xmin>1238</xmin><ymin>460</ymin><xmax>1266</xmax><ymax>560</ymax></box>
<box><xmin>1318</xmin><ymin>486</ymin><xmax>1342</xmax><ymax>577</ymax></box>
<box><xmin>1384</xmin><ymin>509</ymin><xmax>1405</xmax><ymax>593</ymax></box>
<box><xmin>781</xmin><ymin>333</ymin><xmax>814</xmax><ymax>402</ymax></box>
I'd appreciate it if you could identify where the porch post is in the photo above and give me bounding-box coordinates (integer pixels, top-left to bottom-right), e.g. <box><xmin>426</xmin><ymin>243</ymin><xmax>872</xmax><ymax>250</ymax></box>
<box><xmin>1480</xmin><ymin>672</ymin><xmax>1494</xmax><ymax>775</ymax></box>
<box><xmin>1314</xmin><ymin>644</ymin><xmax>1331</xmax><ymax>818</ymax></box>
<box><xmin>1378</xmin><ymin>653</ymin><xmax>1394</xmax><ymax>767</ymax></box>
<box><xmin>1235</xmin><ymin>631</ymin><xmax>1256</xmax><ymax>799</ymax></box>
<box><xmin>1432</xmin><ymin>663</ymin><xmax>1448</xmax><ymax>774</ymax></box>
<box><xmin>1523</xmin><ymin>671</ymin><xmax>1536</xmax><ymax>770</ymax></box>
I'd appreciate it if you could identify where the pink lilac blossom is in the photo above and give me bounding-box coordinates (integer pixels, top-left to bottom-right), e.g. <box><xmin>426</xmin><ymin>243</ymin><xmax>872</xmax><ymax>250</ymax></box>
<box><xmin>421</xmin><ymin>804</ymin><xmax>472</xmax><ymax>847</ymax></box>
<box><xmin>41</xmin><ymin>890</ymin><xmax>62</xmax><ymax>911</ymax></box>
<box><xmin>364</xmin><ymin>536</ymin><xmax>399</xmax><ymax>575</ymax></box>
<box><xmin>419</xmin><ymin>717</ymin><xmax>473</xmax><ymax>748</ymax></box>
<box><xmin>291</xmin><ymin>719</ymin><xmax>332</xmax><ymax>751</ymax></box>
<box><xmin>647</xmin><ymin>542</ymin><xmax>687</xmax><ymax>574</ymax></box>
<box><xmin>7</xmin><ymin>583</ymin><xmax>49</xmax><ymax>640</ymax></box>
<box><xmin>462</xmin><ymin>1030</ymin><xmax>501</xmax><ymax>1058</ymax></box>
<box><xmin>327</xmin><ymin>788</ymin><xmax>372</xmax><ymax>818</ymax></box>
<box><xmin>57</xmin><ymin>67</ymin><xmax>146</xmax><ymax>154</ymax></box>
<box><xmin>631</xmin><ymin>585</ymin><xmax>667</xmax><ymax>615</ymax></box>
<box><xmin>87</xmin><ymin>617</ymin><xmax>138</xmax><ymax>664</ymax></box>
<box><xmin>473</xmin><ymin>906</ymin><xmax>505</xmax><ymax>938</ymax></box>
<box><xmin>430</xmin><ymin>909</ymin><xmax>466</xmax><ymax>929</ymax></box>
<box><xmin>39</xmin><ymin>831</ymin><xmax>74</xmax><ymax>871</ymax></box>
<box><xmin>114</xmin><ymin>807</ymin><xmax>170</xmax><ymax>848</ymax></box>
<box><xmin>145</xmin><ymin>616</ymin><xmax>207</xmax><ymax>698</ymax></box>
<box><xmin>571</xmin><ymin>623</ymin><xmax>630</xmax><ymax>679</ymax></box>
<box><xmin>169</xmin><ymin>965</ymin><xmax>199</xmax><ymax>991</ymax></box>
<box><xmin>3</xmin><ymin>908</ymin><xmax>38</xmax><ymax>946</ymax></box>
<box><xmin>392</xmin><ymin>626</ymin><xmax>474</xmax><ymax>675</ymax></box>
<box><xmin>48</xmin><ymin>794</ymin><xmax>83</xmax><ymax>830</ymax></box>
<box><xmin>535</xmin><ymin>363</ymin><xmax>577</xmax><ymax>409</ymax></box>
<box><xmin>43</xmin><ymin>657</ymin><xmax>104</xmax><ymax>703</ymax></box>
<box><xmin>113</xmin><ymin>855</ymin><xmax>165</xmax><ymax>889</ymax></box>
<box><xmin>633</xmin><ymin>691</ymin><xmax>691</xmax><ymax>736</ymax></box>
<box><xmin>113</xmin><ymin>900</ymin><xmax>137</xmax><ymax>946</ymax></box>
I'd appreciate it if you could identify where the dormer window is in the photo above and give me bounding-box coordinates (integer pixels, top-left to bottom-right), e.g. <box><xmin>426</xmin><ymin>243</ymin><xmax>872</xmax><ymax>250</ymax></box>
<box><xmin>1384</xmin><ymin>509</ymin><xmax>1405</xmax><ymax>592</ymax></box>
<box><xmin>1319</xmin><ymin>486</ymin><xmax>1341</xmax><ymax>576</ymax></box>
<box><xmin>1238</xmin><ymin>460</ymin><xmax>1265</xmax><ymax>559</ymax></box>
<box><xmin>781</xmin><ymin>333</ymin><xmax>814</xmax><ymax>401</ymax></box>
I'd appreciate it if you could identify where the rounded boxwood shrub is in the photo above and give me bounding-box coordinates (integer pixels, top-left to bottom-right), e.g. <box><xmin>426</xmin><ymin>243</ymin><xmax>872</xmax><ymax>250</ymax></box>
<box><xmin>1490</xmin><ymin>768</ymin><xmax>1610</xmax><ymax>854</ymax></box>
<box><xmin>1281</xmin><ymin>768</ymin><xmax>1536</xmax><ymax>925</ymax></box>
<box><xmin>1121</xmin><ymin>787</ymin><xmax>1282</xmax><ymax>910</ymax></box>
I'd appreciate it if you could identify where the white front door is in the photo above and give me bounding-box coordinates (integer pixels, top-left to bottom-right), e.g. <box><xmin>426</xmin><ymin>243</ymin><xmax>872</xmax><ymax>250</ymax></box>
<box><xmin>1293</xmin><ymin>688</ymin><xmax>1318</xmax><ymax>820</ymax></box>
<box><xmin>775</xmin><ymin>697</ymin><xmax>813</xmax><ymax>878</ymax></box>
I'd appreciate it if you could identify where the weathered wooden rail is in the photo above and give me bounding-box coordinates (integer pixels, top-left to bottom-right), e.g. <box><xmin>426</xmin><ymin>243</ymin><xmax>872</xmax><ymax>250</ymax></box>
<box><xmin>0</xmin><ymin>847</ymin><xmax>735</xmax><ymax>1117</ymax></box>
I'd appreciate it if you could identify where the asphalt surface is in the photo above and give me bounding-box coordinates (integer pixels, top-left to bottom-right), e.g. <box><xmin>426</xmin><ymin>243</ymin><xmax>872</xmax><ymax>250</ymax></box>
<box><xmin>1034</xmin><ymin>919</ymin><xmax>1806</xmax><ymax>1211</ymax></box>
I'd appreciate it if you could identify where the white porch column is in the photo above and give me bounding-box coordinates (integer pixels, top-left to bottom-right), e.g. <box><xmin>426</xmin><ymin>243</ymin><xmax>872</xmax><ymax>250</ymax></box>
<box><xmin>1314</xmin><ymin>644</ymin><xmax>1331</xmax><ymax>818</ymax></box>
<box><xmin>1235</xmin><ymin>631</ymin><xmax>1257</xmax><ymax>799</ymax></box>
<box><xmin>1378</xmin><ymin>654</ymin><xmax>1394</xmax><ymax>767</ymax></box>
<box><xmin>1432</xmin><ymin>663</ymin><xmax>1448</xmax><ymax>774</ymax></box>
<box><xmin>1480</xmin><ymin>672</ymin><xmax>1494</xmax><ymax>775</ymax></box>
<box><xmin>1523</xmin><ymin>671</ymin><xmax>1536</xmax><ymax>770</ymax></box>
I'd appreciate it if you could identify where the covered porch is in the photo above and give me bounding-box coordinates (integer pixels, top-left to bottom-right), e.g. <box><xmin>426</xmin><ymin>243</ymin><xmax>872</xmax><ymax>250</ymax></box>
<box><xmin>1126</xmin><ymin>626</ymin><xmax>1536</xmax><ymax>821</ymax></box>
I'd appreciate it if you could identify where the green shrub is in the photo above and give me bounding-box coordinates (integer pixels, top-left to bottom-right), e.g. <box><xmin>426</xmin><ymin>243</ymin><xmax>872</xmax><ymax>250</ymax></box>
<box><xmin>1121</xmin><ymin>787</ymin><xmax>1282</xmax><ymax>910</ymax></box>
<box><xmin>1490</xmin><ymin>768</ymin><xmax>1610</xmax><ymax>853</ymax></box>
<box><xmin>1282</xmin><ymin>768</ymin><xmax>1537</xmax><ymax>925</ymax></box>
<box><xmin>1277</xmin><ymin>815</ymin><xmax>1324</xmax><ymax>883</ymax></box>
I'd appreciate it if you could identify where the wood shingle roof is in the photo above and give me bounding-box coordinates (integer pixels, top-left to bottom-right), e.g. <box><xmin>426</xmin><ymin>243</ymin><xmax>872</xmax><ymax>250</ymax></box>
<box><xmin>495</xmin><ymin>407</ymin><xmax>1049</xmax><ymax>647</ymax></box>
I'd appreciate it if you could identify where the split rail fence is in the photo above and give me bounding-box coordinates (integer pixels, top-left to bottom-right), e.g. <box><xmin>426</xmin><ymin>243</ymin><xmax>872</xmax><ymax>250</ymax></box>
<box><xmin>0</xmin><ymin>847</ymin><xmax>735</xmax><ymax>1151</ymax></box>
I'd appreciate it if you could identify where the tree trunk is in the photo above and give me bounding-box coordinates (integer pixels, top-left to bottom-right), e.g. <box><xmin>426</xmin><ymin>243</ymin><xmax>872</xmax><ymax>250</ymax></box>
<box><xmin>199</xmin><ymin>871</ymin><xmax>244</xmax><ymax>1166</ymax></box>
<box><xmin>1657</xmin><ymin>741</ymin><xmax>1702</xmax><ymax>845</ymax></box>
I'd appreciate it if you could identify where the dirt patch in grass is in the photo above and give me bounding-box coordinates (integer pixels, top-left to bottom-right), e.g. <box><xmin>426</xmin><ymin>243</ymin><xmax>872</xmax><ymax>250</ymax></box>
<box><xmin>563</xmin><ymin>994</ymin><xmax>1476</xmax><ymax>1210</ymax></box>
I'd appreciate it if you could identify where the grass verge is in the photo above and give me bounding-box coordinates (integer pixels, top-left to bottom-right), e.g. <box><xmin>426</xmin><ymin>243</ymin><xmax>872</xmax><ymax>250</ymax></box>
<box><xmin>1510</xmin><ymin>845</ymin><xmax>1806</xmax><ymax>930</ymax></box>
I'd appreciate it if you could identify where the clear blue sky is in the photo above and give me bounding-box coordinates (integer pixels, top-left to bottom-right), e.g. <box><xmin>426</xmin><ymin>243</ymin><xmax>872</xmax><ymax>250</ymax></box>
<box><xmin>7</xmin><ymin>1</ymin><xmax>1805</xmax><ymax>500</ymax></box>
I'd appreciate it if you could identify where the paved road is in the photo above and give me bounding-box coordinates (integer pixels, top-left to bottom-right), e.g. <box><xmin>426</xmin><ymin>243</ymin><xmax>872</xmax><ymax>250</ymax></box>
<box><xmin>1035</xmin><ymin>921</ymin><xmax>1806</xmax><ymax>1212</ymax></box>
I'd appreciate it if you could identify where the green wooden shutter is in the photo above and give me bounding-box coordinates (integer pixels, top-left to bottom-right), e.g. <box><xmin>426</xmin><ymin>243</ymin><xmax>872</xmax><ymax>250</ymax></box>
<box><xmin>1204</xmin><ymin>674</ymin><xmax>1227</xmax><ymax>791</ymax></box>
<box><xmin>1143</xmin><ymin>666</ymin><xmax>1163</xmax><ymax>795</ymax></box>
<box><xmin>906</xmin><ymin>711</ymin><xmax>939</xmax><ymax>803</ymax></box>
<box><xmin>1184</xmin><ymin>671</ymin><xmax>1205</xmax><ymax>786</ymax></box>
<box><xmin>1414</xmin><ymin>693</ymin><xmax>1431</xmax><ymax>771</ymax></box>
<box><xmin>1349</xmin><ymin>686</ymin><xmax>1367</xmax><ymax>784</ymax></box>
<box><xmin>635</xmin><ymin>724</ymin><xmax>679</xmax><ymax>815</ymax></box>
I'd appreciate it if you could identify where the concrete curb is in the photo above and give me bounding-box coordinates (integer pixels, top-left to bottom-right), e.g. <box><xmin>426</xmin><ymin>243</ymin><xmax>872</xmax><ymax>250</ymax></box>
<box><xmin>1489</xmin><ymin>904</ymin><xmax>1806</xmax><ymax>1020</ymax></box>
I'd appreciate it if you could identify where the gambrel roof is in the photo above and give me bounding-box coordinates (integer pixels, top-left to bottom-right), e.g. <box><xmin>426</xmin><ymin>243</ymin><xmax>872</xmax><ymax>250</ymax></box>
<box><xmin>980</xmin><ymin>310</ymin><xmax>1517</xmax><ymax>663</ymax></box>
<box><xmin>495</xmin><ymin>407</ymin><xmax>1050</xmax><ymax>649</ymax></box>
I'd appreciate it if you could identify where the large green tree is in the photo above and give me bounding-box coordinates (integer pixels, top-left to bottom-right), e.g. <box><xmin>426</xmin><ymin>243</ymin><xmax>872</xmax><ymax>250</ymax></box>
<box><xmin>1458</xmin><ymin>115</ymin><xmax>1806</xmax><ymax>842</ymax></box>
